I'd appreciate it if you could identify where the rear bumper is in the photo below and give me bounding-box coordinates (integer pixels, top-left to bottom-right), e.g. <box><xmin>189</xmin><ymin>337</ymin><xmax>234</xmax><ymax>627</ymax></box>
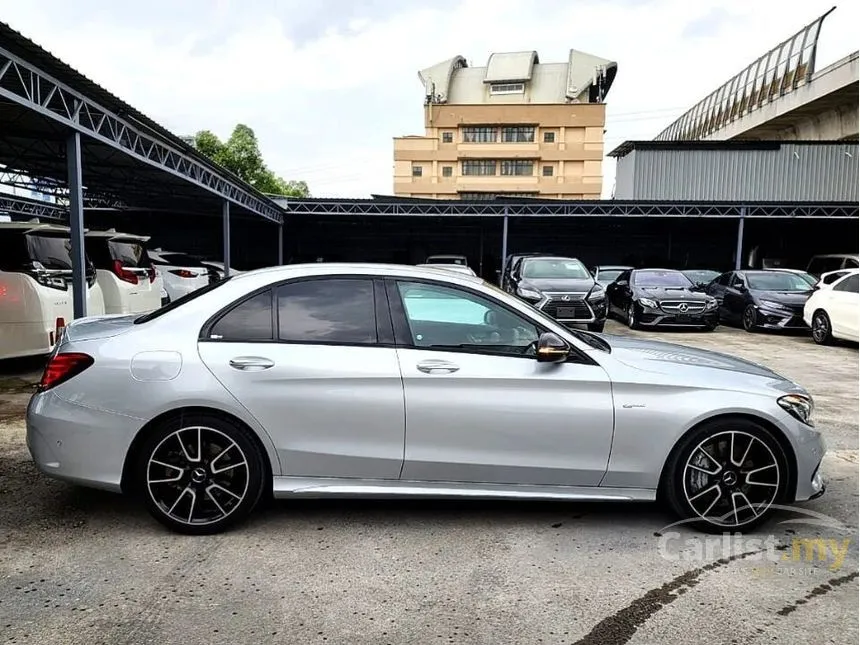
<box><xmin>26</xmin><ymin>390</ymin><xmax>143</xmax><ymax>493</ymax></box>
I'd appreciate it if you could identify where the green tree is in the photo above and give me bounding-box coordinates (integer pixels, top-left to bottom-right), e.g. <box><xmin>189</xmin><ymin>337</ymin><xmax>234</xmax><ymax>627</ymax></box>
<box><xmin>186</xmin><ymin>124</ymin><xmax>310</xmax><ymax>197</ymax></box>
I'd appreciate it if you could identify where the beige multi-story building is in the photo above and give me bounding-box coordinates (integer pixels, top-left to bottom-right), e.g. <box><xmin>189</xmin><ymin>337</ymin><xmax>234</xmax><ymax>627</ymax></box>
<box><xmin>393</xmin><ymin>49</ymin><xmax>617</xmax><ymax>200</ymax></box>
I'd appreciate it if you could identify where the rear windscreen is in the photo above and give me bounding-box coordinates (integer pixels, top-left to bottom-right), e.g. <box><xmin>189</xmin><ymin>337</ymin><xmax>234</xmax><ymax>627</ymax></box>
<box><xmin>0</xmin><ymin>230</ymin><xmax>30</xmax><ymax>270</ymax></box>
<box><xmin>26</xmin><ymin>233</ymin><xmax>73</xmax><ymax>270</ymax></box>
<box><xmin>153</xmin><ymin>253</ymin><xmax>205</xmax><ymax>267</ymax></box>
<box><xmin>110</xmin><ymin>240</ymin><xmax>152</xmax><ymax>267</ymax></box>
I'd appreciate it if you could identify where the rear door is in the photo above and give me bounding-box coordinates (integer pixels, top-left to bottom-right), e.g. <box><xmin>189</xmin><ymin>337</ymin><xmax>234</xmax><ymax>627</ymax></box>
<box><xmin>198</xmin><ymin>277</ymin><xmax>406</xmax><ymax>479</ymax></box>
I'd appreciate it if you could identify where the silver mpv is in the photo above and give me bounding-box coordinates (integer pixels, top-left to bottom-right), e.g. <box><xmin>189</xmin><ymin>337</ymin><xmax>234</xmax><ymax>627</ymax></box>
<box><xmin>27</xmin><ymin>264</ymin><xmax>826</xmax><ymax>534</ymax></box>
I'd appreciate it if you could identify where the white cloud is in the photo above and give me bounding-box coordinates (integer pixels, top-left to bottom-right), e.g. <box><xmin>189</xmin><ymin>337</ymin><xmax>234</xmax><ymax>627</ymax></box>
<box><xmin>1</xmin><ymin>0</ymin><xmax>856</xmax><ymax>198</ymax></box>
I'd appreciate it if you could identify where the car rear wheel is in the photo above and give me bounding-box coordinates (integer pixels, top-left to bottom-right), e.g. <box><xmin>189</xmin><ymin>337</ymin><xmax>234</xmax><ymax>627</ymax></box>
<box><xmin>742</xmin><ymin>305</ymin><xmax>759</xmax><ymax>332</ymax></box>
<box><xmin>811</xmin><ymin>310</ymin><xmax>833</xmax><ymax>345</ymax></box>
<box><xmin>136</xmin><ymin>414</ymin><xmax>266</xmax><ymax>535</ymax></box>
<box><xmin>664</xmin><ymin>418</ymin><xmax>789</xmax><ymax>533</ymax></box>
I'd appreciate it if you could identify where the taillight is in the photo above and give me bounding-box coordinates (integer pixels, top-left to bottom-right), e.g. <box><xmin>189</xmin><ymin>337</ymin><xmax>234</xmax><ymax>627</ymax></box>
<box><xmin>169</xmin><ymin>269</ymin><xmax>197</xmax><ymax>278</ymax></box>
<box><xmin>147</xmin><ymin>266</ymin><xmax>156</xmax><ymax>282</ymax></box>
<box><xmin>112</xmin><ymin>260</ymin><xmax>139</xmax><ymax>284</ymax></box>
<box><xmin>37</xmin><ymin>352</ymin><xmax>94</xmax><ymax>392</ymax></box>
<box><xmin>55</xmin><ymin>317</ymin><xmax>66</xmax><ymax>340</ymax></box>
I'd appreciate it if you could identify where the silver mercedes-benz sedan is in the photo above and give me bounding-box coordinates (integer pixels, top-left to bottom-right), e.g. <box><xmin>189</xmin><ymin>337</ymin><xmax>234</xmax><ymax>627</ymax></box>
<box><xmin>26</xmin><ymin>263</ymin><xmax>826</xmax><ymax>535</ymax></box>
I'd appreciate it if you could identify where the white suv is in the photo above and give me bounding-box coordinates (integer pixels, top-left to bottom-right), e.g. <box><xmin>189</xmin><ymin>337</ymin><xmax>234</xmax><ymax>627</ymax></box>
<box><xmin>85</xmin><ymin>230</ymin><xmax>163</xmax><ymax>314</ymax></box>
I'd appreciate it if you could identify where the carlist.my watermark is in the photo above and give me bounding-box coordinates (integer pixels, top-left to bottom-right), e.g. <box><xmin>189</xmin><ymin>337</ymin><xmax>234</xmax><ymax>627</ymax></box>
<box><xmin>656</xmin><ymin>506</ymin><xmax>854</xmax><ymax>573</ymax></box>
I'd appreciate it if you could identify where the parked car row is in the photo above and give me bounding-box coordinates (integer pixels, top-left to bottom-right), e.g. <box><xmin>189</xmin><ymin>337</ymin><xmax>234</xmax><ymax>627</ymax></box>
<box><xmin>494</xmin><ymin>252</ymin><xmax>858</xmax><ymax>346</ymax></box>
<box><xmin>0</xmin><ymin>220</ymin><xmax>236</xmax><ymax>361</ymax></box>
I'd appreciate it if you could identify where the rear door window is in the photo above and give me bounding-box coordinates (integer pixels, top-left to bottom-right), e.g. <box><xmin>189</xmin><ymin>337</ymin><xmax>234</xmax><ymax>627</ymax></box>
<box><xmin>209</xmin><ymin>290</ymin><xmax>274</xmax><ymax>341</ymax></box>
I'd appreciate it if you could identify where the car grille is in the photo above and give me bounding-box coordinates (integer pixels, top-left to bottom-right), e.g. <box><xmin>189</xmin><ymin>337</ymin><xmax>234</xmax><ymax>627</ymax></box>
<box><xmin>659</xmin><ymin>301</ymin><xmax>707</xmax><ymax>314</ymax></box>
<box><xmin>539</xmin><ymin>292</ymin><xmax>594</xmax><ymax>321</ymax></box>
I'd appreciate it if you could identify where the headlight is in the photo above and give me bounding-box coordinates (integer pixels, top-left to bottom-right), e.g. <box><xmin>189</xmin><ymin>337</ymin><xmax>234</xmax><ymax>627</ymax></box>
<box><xmin>705</xmin><ymin>298</ymin><xmax>718</xmax><ymax>310</ymax></box>
<box><xmin>778</xmin><ymin>394</ymin><xmax>814</xmax><ymax>426</ymax></box>
<box><xmin>760</xmin><ymin>300</ymin><xmax>787</xmax><ymax>310</ymax></box>
<box><xmin>587</xmin><ymin>287</ymin><xmax>606</xmax><ymax>301</ymax></box>
<box><xmin>639</xmin><ymin>297</ymin><xmax>658</xmax><ymax>309</ymax></box>
<box><xmin>517</xmin><ymin>286</ymin><xmax>542</xmax><ymax>301</ymax></box>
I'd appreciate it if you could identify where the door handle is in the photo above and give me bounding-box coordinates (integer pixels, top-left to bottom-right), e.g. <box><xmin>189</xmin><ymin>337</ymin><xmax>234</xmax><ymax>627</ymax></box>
<box><xmin>416</xmin><ymin>359</ymin><xmax>460</xmax><ymax>374</ymax></box>
<box><xmin>229</xmin><ymin>356</ymin><xmax>275</xmax><ymax>371</ymax></box>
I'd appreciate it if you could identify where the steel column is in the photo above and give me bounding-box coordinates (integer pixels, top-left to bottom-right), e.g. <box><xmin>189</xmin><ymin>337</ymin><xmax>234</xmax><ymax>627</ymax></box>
<box><xmin>66</xmin><ymin>131</ymin><xmax>86</xmax><ymax>319</ymax></box>
<box><xmin>500</xmin><ymin>205</ymin><xmax>509</xmax><ymax>286</ymax></box>
<box><xmin>734</xmin><ymin>206</ymin><xmax>746</xmax><ymax>270</ymax></box>
<box><xmin>222</xmin><ymin>200</ymin><xmax>231</xmax><ymax>277</ymax></box>
<box><xmin>278</xmin><ymin>223</ymin><xmax>284</xmax><ymax>265</ymax></box>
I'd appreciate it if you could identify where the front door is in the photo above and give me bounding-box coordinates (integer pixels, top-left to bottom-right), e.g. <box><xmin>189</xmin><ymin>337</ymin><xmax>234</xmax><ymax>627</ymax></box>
<box><xmin>198</xmin><ymin>278</ymin><xmax>405</xmax><ymax>480</ymax></box>
<box><xmin>388</xmin><ymin>279</ymin><xmax>614</xmax><ymax>487</ymax></box>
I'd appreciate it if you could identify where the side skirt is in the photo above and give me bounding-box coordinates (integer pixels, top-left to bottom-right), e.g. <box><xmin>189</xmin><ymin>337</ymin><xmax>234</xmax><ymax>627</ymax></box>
<box><xmin>272</xmin><ymin>477</ymin><xmax>656</xmax><ymax>502</ymax></box>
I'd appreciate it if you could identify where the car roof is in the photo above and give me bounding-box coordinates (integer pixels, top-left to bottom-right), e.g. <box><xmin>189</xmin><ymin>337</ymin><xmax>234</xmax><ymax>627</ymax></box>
<box><xmin>85</xmin><ymin>228</ymin><xmax>151</xmax><ymax>242</ymax></box>
<box><xmin>231</xmin><ymin>262</ymin><xmax>485</xmax><ymax>284</ymax></box>
<box><xmin>0</xmin><ymin>221</ymin><xmax>71</xmax><ymax>233</ymax></box>
<box><xmin>597</xmin><ymin>265</ymin><xmax>633</xmax><ymax>270</ymax></box>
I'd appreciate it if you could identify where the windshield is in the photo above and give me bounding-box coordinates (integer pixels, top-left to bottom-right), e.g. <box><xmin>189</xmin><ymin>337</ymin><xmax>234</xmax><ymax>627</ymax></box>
<box><xmin>784</xmin><ymin>271</ymin><xmax>816</xmax><ymax>286</ymax></box>
<box><xmin>26</xmin><ymin>233</ymin><xmax>73</xmax><ymax>270</ymax></box>
<box><xmin>522</xmin><ymin>258</ymin><xmax>590</xmax><ymax>280</ymax></box>
<box><xmin>683</xmin><ymin>270</ymin><xmax>719</xmax><ymax>284</ymax></box>
<box><xmin>634</xmin><ymin>270</ymin><xmax>693</xmax><ymax>288</ymax></box>
<box><xmin>597</xmin><ymin>269</ymin><xmax>625</xmax><ymax>282</ymax></box>
<box><xmin>110</xmin><ymin>239</ymin><xmax>152</xmax><ymax>267</ymax></box>
<box><xmin>747</xmin><ymin>272</ymin><xmax>811</xmax><ymax>292</ymax></box>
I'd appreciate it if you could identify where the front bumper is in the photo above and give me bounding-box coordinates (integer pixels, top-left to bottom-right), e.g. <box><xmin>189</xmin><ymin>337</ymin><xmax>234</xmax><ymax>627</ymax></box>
<box><xmin>755</xmin><ymin>305</ymin><xmax>809</xmax><ymax>330</ymax></box>
<box><xmin>789</xmin><ymin>418</ymin><xmax>827</xmax><ymax>503</ymax></box>
<box><xmin>26</xmin><ymin>391</ymin><xmax>143</xmax><ymax>493</ymax></box>
<box><xmin>638</xmin><ymin>306</ymin><xmax>719</xmax><ymax>328</ymax></box>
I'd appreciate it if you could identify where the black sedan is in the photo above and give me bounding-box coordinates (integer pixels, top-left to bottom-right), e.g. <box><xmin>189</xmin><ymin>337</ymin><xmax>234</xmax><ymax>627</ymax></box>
<box><xmin>591</xmin><ymin>265</ymin><xmax>633</xmax><ymax>287</ymax></box>
<box><xmin>606</xmin><ymin>268</ymin><xmax>719</xmax><ymax>330</ymax></box>
<box><xmin>705</xmin><ymin>270</ymin><xmax>813</xmax><ymax>332</ymax></box>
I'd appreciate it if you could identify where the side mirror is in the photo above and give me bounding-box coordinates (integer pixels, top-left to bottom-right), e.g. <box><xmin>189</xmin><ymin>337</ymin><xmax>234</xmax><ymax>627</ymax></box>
<box><xmin>536</xmin><ymin>332</ymin><xmax>570</xmax><ymax>363</ymax></box>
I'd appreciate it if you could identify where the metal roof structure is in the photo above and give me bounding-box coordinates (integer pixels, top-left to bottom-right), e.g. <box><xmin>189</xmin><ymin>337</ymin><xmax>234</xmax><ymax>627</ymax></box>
<box><xmin>275</xmin><ymin>196</ymin><xmax>858</xmax><ymax>219</ymax></box>
<box><xmin>0</xmin><ymin>20</ymin><xmax>284</xmax><ymax>223</ymax></box>
<box><xmin>0</xmin><ymin>192</ymin><xmax>66</xmax><ymax>220</ymax></box>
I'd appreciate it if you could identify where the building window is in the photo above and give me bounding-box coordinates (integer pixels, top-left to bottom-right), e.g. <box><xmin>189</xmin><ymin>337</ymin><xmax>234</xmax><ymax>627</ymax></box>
<box><xmin>500</xmin><ymin>160</ymin><xmax>534</xmax><ymax>176</ymax></box>
<box><xmin>502</xmin><ymin>126</ymin><xmax>535</xmax><ymax>143</ymax></box>
<box><xmin>459</xmin><ymin>192</ymin><xmax>538</xmax><ymax>200</ymax></box>
<box><xmin>462</xmin><ymin>160</ymin><xmax>497</xmax><ymax>176</ymax></box>
<box><xmin>462</xmin><ymin>127</ymin><xmax>497</xmax><ymax>143</ymax></box>
<box><xmin>442</xmin><ymin>131</ymin><xmax>453</xmax><ymax>143</ymax></box>
<box><xmin>490</xmin><ymin>83</ymin><xmax>525</xmax><ymax>95</ymax></box>
<box><xmin>542</xmin><ymin>165</ymin><xmax>554</xmax><ymax>177</ymax></box>
<box><xmin>543</xmin><ymin>131</ymin><xmax>555</xmax><ymax>143</ymax></box>
<box><xmin>412</xmin><ymin>164</ymin><xmax>423</xmax><ymax>177</ymax></box>
<box><xmin>442</xmin><ymin>166</ymin><xmax>453</xmax><ymax>177</ymax></box>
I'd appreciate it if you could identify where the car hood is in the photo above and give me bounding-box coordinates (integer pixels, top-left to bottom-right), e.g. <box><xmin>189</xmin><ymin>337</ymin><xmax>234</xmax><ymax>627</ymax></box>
<box><xmin>603</xmin><ymin>334</ymin><xmax>787</xmax><ymax>380</ymax></box>
<box><xmin>521</xmin><ymin>277</ymin><xmax>597</xmax><ymax>293</ymax></box>
<box><xmin>752</xmin><ymin>290</ymin><xmax>812</xmax><ymax>306</ymax></box>
<box><xmin>634</xmin><ymin>286</ymin><xmax>709</xmax><ymax>301</ymax></box>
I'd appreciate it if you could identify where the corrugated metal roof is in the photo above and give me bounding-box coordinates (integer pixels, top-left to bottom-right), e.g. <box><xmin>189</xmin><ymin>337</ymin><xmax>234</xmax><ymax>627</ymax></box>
<box><xmin>483</xmin><ymin>51</ymin><xmax>539</xmax><ymax>83</ymax></box>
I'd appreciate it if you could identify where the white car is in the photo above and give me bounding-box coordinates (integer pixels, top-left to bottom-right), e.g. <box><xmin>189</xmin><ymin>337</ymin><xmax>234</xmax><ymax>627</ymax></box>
<box><xmin>806</xmin><ymin>254</ymin><xmax>859</xmax><ymax>278</ymax></box>
<box><xmin>148</xmin><ymin>249</ymin><xmax>211</xmax><ymax>303</ymax></box>
<box><xmin>0</xmin><ymin>220</ymin><xmax>105</xmax><ymax>360</ymax></box>
<box><xmin>425</xmin><ymin>254</ymin><xmax>469</xmax><ymax>266</ymax></box>
<box><xmin>803</xmin><ymin>270</ymin><xmax>859</xmax><ymax>344</ymax></box>
<box><xmin>813</xmin><ymin>269</ymin><xmax>854</xmax><ymax>291</ymax></box>
<box><xmin>85</xmin><ymin>230</ymin><xmax>163</xmax><ymax>315</ymax></box>
<box><xmin>417</xmin><ymin>263</ymin><xmax>477</xmax><ymax>277</ymax></box>
<box><xmin>199</xmin><ymin>259</ymin><xmax>243</xmax><ymax>280</ymax></box>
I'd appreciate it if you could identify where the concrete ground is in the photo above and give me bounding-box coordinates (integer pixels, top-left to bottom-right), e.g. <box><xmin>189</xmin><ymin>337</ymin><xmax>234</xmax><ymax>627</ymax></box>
<box><xmin>0</xmin><ymin>322</ymin><xmax>856</xmax><ymax>645</ymax></box>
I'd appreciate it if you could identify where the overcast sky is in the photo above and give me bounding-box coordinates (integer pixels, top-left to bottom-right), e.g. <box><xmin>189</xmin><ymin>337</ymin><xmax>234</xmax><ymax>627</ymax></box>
<box><xmin>1</xmin><ymin>0</ymin><xmax>857</xmax><ymax>198</ymax></box>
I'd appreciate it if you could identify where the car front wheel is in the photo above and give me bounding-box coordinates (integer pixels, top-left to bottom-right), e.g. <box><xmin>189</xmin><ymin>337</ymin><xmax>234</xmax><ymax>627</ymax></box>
<box><xmin>742</xmin><ymin>305</ymin><xmax>759</xmax><ymax>332</ymax></box>
<box><xmin>627</xmin><ymin>303</ymin><xmax>640</xmax><ymax>330</ymax></box>
<box><xmin>663</xmin><ymin>418</ymin><xmax>789</xmax><ymax>533</ymax></box>
<box><xmin>811</xmin><ymin>310</ymin><xmax>833</xmax><ymax>345</ymax></box>
<box><xmin>136</xmin><ymin>414</ymin><xmax>266</xmax><ymax>535</ymax></box>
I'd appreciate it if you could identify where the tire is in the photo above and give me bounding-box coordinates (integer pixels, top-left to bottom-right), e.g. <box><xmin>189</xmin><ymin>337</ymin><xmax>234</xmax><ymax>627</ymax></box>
<box><xmin>703</xmin><ymin>321</ymin><xmax>718</xmax><ymax>332</ymax></box>
<box><xmin>135</xmin><ymin>413</ymin><xmax>266</xmax><ymax>535</ymax></box>
<box><xmin>587</xmin><ymin>321</ymin><xmax>606</xmax><ymax>333</ymax></box>
<box><xmin>811</xmin><ymin>310</ymin><xmax>834</xmax><ymax>345</ymax></box>
<box><xmin>626</xmin><ymin>303</ymin><xmax>640</xmax><ymax>330</ymax></box>
<box><xmin>742</xmin><ymin>305</ymin><xmax>759</xmax><ymax>332</ymax></box>
<box><xmin>663</xmin><ymin>418</ymin><xmax>790</xmax><ymax>533</ymax></box>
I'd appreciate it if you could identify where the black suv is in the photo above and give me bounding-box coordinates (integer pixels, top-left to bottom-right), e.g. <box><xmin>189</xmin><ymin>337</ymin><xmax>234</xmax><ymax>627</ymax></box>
<box><xmin>504</xmin><ymin>255</ymin><xmax>607</xmax><ymax>332</ymax></box>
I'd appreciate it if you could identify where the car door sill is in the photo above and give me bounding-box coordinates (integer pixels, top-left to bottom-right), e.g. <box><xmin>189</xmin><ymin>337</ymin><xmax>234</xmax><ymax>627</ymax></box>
<box><xmin>272</xmin><ymin>477</ymin><xmax>655</xmax><ymax>501</ymax></box>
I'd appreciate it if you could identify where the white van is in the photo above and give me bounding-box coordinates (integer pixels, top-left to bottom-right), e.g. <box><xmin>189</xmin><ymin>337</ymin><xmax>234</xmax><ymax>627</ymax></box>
<box><xmin>0</xmin><ymin>220</ymin><xmax>105</xmax><ymax>360</ymax></box>
<box><xmin>84</xmin><ymin>230</ymin><xmax>164</xmax><ymax>315</ymax></box>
